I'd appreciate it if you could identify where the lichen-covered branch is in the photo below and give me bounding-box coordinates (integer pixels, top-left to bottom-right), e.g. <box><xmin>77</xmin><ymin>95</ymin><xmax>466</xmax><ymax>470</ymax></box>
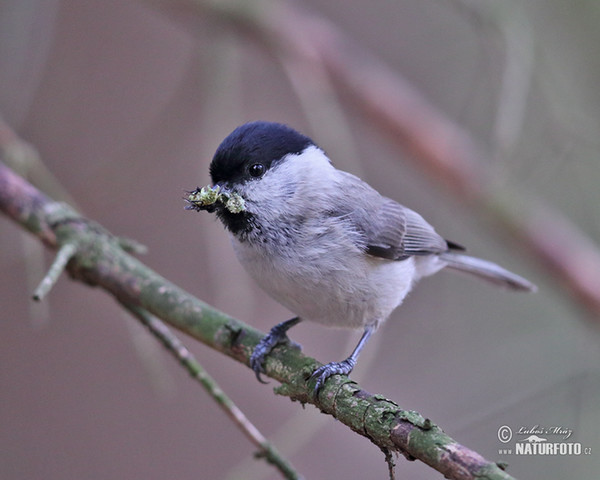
<box><xmin>1</xmin><ymin>159</ymin><xmax>515</xmax><ymax>480</ymax></box>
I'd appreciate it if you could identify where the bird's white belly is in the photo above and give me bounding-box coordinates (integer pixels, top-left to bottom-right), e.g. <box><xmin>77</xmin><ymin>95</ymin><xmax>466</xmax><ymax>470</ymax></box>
<box><xmin>232</xmin><ymin>236</ymin><xmax>416</xmax><ymax>329</ymax></box>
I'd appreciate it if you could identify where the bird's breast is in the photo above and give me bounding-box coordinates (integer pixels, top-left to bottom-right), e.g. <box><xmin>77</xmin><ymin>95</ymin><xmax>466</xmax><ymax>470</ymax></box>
<box><xmin>231</xmin><ymin>228</ymin><xmax>416</xmax><ymax>329</ymax></box>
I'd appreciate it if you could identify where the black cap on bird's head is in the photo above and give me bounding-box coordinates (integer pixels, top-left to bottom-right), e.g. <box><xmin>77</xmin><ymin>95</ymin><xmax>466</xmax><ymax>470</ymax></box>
<box><xmin>209</xmin><ymin>121</ymin><xmax>315</xmax><ymax>186</ymax></box>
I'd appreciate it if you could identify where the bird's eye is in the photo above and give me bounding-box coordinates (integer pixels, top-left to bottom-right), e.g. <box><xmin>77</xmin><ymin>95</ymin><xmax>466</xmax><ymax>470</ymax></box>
<box><xmin>248</xmin><ymin>163</ymin><xmax>265</xmax><ymax>178</ymax></box>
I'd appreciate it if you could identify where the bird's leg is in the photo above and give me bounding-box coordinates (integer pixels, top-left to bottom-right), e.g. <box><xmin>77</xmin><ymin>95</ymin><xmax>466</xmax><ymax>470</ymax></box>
<box><xmin>311</xmin><ymin>325</ymin><xmax>375</xmax><ymax>395</ymax></box>
<box><xmin>250</xmin><ymin>317</ymin><xmax>301</xmax><ymax>383</ymax></box>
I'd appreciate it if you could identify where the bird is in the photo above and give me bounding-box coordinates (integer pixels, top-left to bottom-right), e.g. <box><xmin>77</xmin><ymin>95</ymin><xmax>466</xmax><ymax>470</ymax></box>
<box><xmin>185</xmin><ymin>121</ymin><xmax>536</xmax><ymax>394</ymax></box>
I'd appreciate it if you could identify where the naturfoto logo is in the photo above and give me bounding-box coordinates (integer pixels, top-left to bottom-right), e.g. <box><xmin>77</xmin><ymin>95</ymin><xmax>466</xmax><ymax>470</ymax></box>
<box><xmin>497</xmin><ymin>424</ymin><xmax>592</xmax><ymax>457</ymax></box>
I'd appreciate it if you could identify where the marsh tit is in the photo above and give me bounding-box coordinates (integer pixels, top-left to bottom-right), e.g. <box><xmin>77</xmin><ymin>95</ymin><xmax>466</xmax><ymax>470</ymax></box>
<box><xmin>186</xmin><ymin>121</ymin><xmax>536</xmax><ymax>393</ymax></box>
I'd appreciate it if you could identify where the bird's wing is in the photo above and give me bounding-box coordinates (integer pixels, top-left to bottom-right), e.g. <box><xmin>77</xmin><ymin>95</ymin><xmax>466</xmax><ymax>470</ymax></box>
<box><xmin>363</xmin><ymin>198</ymin><xmax>449</xmax><ymax>260</ymax></box>
<box><xmin>332</xmin><ymin>172</ymin><xmax>450</xmax><ymax>260</ymax></box>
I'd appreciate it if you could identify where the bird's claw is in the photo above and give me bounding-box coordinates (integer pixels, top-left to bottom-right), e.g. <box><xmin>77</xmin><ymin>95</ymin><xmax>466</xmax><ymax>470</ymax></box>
<box><xmin>250</xmin><ymin>318</ymin><xmax>302</xmax><ymax>384</ymax></box>
<box><xmin>250</xmin><ymin>344</ymin><xmax>272</xmax><ymax>384</ymax></box>
<box><xmin>310</xmin><ymin>358</ymin><xmax>356</xmax><ymax>396</ymax></box>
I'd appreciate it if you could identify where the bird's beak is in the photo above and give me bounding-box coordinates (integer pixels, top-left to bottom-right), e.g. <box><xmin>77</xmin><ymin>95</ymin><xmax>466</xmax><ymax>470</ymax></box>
<box><xmin>184</xmin><ymin>185</ymin><xmax>220</xmax><ymax>213</ymax></box>
<box><xmin>184</xmin><ymin>183</ymin><xmax>245</xmax><ymax>214</ymax></box>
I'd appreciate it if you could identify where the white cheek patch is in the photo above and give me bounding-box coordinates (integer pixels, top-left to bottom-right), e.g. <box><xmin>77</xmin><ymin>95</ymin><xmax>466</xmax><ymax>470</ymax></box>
<box><xmin>265</xmin><ymin>146</ymin><xmax>332</xmax><ymax>185</ymax></box>
<box><xmin>242</xmin><ymin>146</ymin><xmax>334</xmax><ymax>209</ymax></box>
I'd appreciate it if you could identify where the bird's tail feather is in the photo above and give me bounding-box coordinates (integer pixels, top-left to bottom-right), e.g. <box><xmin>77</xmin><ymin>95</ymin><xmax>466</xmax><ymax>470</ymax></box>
<box><xmin>440</xmin><ymin>252</ymin><xmax>537</xmax><ymax>292</ymax></box>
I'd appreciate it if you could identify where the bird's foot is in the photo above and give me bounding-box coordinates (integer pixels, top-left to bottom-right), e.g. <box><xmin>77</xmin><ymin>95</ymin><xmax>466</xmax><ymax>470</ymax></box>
<box><xmin>311</xmin><ymin>358</ymin><xmax>356</xmax><ymax>396</ymax></box>
<box><xmin>250</xmin><ymin>317</ymin><xmax>301</xmax><ymax>383</ymax></box>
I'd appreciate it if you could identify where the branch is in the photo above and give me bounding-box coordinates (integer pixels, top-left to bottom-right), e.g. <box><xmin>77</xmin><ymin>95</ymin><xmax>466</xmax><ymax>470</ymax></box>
<box><xmin>149</xmin><ymin>0</ymin><xmax>600</xmax><ymax>319</ymax></box>
<box><xmin>122</xmin><ymin>303</ymin><xmax>302</xmax><ymax>479</ymax></box>
<box><xmin>1</xmin><ymin>157</ymin><xmax>515</xmax><ymax>479</ymax></box>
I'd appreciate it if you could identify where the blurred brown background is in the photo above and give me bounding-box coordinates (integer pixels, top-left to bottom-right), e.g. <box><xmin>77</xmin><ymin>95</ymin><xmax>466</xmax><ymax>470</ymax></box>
<box><xmin>1</xmin><ymin>1</ymin><xmax>599</xmax><ymax>479</ymax></box>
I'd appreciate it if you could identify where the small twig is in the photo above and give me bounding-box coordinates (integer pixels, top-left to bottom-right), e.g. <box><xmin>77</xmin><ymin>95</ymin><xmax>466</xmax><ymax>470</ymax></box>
<box><xmin>23</xmin><ymin>233</ymin><xmax>52</xmax><ymax>326</ymax></box>
<box><xmin>122</xmin><ymin>302</ymin><xmax>303</xmax><ymax>480</ymax></box>
<box><xmin>32</xmin><ymin>242</ymin><xmax>78</xmax><ymax>301</ymax></box>
<box><xmin>381</xmin><ymin>447</ymin><xmax>396</xmax><ymax>480</ymax></box>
